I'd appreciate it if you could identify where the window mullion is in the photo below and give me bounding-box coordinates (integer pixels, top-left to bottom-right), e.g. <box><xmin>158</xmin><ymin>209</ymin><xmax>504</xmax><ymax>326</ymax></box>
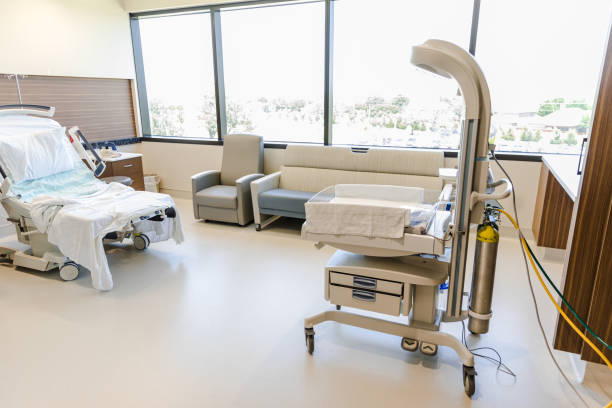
<box><xmin>211</xmin><ymin>9</ymin><xmax>228</xmax><ymax>140</ymax></box>
<box><xmin>323</xmin><ymin>0</ymin><xmax>334</xmax><ymax>145</ymax></box>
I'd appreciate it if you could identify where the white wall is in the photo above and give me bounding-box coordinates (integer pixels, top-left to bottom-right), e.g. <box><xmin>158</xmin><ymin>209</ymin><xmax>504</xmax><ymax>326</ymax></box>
<box><xmin>0</xmin><ymin>0</ymin><xmax>135</xmax><ymax>78</ymax></box>
<box><xmin>0</xmin><ymin>0</ymin><xmax>136</xmax><ymax>235</ymax></box>
<box><xmin>137</xmin><ymin>142</ymin><xmax>542</xmax><ymax>230</ymax></box>
<box><xmin>444</xmin><ymin>157</ymin><xmax>541</xmax><ymax>231</ymax></box>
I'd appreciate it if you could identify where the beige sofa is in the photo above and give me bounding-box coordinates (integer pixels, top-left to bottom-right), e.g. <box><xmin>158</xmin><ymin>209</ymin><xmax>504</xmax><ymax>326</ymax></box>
<box><xmin>250</xmin><ymin>145</ymin><xmax>444</xmax><ymax>230</ymax></box>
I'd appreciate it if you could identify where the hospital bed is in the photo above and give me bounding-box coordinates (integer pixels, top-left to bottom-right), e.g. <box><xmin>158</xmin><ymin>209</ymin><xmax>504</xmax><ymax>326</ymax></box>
<box><xmin>301</xmin><ymin>40</ymin><xmax>512</xmax><ymax>397</ymax></box>
<box><xmin>0</xmin><ymin>105</ymin><xmax>183</xmax><ymax>290</ymax></box>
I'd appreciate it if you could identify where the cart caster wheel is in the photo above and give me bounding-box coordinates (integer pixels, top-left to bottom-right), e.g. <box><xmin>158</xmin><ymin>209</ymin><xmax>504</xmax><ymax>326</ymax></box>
<box><xmin>60</xmin><ymin>262</ymin><xmax>79</xmax><ymax>281</ymax></box>
<box><xmin>463</xmin><ymin>365</ymin><xmax>477</xmax><ymax>397</ymax></box>
<box><xmin>401</xmin><ymin>337</ymin><xmax>419</xmax><ymax>352</ymax></box>
<box><xmin>255</xmin><ymin>224</ymin><xmax>262</xmax><ymax>231</ymax></box>
<box><xmin>133</xmin><ymin>234</ymin><xmax>150</xmax><ymax>251</ymax></box>
<box><xmin>420</xmin><ymin>342</ymin><xmax>438</xmax><ymax>356</ymax></box>
<box><xmin>336</xmin><ymin>304</ymin><xmax>341</xmax><ymax>310</ymax></box>
<box><xmin>304</xmin><ymin>328</ymin><xmax>315</xmax><ymax>355</ymax></box>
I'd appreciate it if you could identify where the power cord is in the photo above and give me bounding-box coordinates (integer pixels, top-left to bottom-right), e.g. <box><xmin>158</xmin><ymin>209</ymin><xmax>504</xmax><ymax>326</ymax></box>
<box><xmin>523</xmin><ymin>240</ymin><xmax>612</xmax><ymax>352</ymax></box>
<box><xmin>490</xmin><ymin>150</ymin><xmax>591</xmax><ymax>408</ymax></box>
<box><xmin>461</xmin><ymin>320</ymin><xmax>517</xmax><ymax>378</ymax></box>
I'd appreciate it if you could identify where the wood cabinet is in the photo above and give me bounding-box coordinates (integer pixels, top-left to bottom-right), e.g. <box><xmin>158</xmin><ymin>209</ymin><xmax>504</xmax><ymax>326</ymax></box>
<box><xmin>532</xmin><ymin>162</ymin><xmax>575</xmax><ymax>249</ymax></box>
<box><xmin>553</xmin><ymin>25</ymin><xmax>612</xmax><ymax>364</ymax></box>
<box><xmin>97</xmin><ymin>154</ymin><xmax>145</xmax><ymax>191</ymax></box>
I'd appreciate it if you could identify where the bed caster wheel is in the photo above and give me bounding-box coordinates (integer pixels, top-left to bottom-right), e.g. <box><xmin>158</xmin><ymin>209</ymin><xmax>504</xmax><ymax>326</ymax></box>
<box><xmin>462</xmin><ymin>365</ymin><xmax>477</xmax><ymax>397</ymax></box>
<box><xmin>304</xmin><ymin>328</ymin><xmax>315</xmax><ymax>355</ymax></box>
<box><xmin>60</xmin><ymin>262</ymin><xmax>79</xmax><ymax>281</ymax></box>
<box><xmin>133</xmin><ymin>234</ymin><xmax>150</xmax><ymax>251</ymax></box>
<box><xmin>255</xmin><ymin>224</ymin><xmax>262</xmax><ymax>231</ymax></box>
<box><xmin>401</xmin><ymin>337</ymin><xmax>419</xmax><ymax>352</ymax></box>
<box><xmin>335</xmin><ymin>304</ymin><xmax>341</xmax><ymax>310</ymax></box>
<box><xmin>420</xmin><ymin>342</ymin><xmax>438</xmax><ymax>356</ymax></box>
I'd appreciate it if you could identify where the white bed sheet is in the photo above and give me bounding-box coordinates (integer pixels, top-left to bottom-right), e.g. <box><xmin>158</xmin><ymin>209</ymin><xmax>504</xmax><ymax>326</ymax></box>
<box><xmin>30</xmin><ymin>182</ymin><xmax>184</xmax><ymax>290</ymax></box>
<box><xmin>304</xmin><ymin>198</ymin><xmax>449</xmax><ymax>239</ymax></box>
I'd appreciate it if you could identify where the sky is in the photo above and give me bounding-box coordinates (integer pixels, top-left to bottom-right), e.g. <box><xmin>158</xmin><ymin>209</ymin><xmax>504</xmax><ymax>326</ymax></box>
<box><xmin>138</xmin><ymin>0</ymin><xmax>612</xmax><ymax>115</ymax></box>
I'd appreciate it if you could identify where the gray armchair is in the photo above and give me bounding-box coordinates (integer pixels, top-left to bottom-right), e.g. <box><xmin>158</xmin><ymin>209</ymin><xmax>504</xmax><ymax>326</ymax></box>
<box><xmin>192</xmin><ymin>134</ymin><xmax>264</xmax><ymax>225</ymax></box>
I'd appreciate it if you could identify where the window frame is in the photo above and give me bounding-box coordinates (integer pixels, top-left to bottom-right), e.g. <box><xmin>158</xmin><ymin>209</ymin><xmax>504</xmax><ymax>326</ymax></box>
<box><xmin>130</xmin><ymin>0</ymin><xmax>335</xmax><ymax>144</ymax></box>
<box><xmin>129</xmin><ymin>0</ymin><xmax>575</xmax><ymax>159</ymax></box>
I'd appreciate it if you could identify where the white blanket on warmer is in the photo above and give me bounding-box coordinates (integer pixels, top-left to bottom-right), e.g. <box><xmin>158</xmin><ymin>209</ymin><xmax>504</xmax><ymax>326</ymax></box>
<box><xmin>30</xmin><ymin>183</ymin><xmax>184</xmax><ymax>290</ymax></box>
<box><xmin>304</xmin><ymin>197</ymin><xmax>448</xmax><ymax>239</ymax></box>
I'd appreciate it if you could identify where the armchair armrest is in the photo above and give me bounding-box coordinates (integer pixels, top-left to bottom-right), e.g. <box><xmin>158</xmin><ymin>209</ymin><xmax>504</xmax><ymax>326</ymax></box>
<box><xmin>192</xmin><ymin>170</ymin><xmax>221</xmax><ymax>193</ymax></box>
<box><xmin>236</xmin><ymin>173</ymin><xmax>265</xmax><ymax>190</ymax></box>
<box><xmin>250</xmin><ymin>171</ymin><xmax>281</xmax><ymax>225</ymax></box>
<box><xmin>236</xmin><ymin>173</ymin><xmax>265</xmax><ymax>225</ymax></box>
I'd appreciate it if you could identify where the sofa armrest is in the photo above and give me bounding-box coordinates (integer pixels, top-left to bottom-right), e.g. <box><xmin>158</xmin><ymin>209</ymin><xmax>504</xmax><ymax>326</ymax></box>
<box><xmin>192</xmin><ymin>170</ymin><xmax>221</xmax><ymax>193</ymax></box>
<box><xmin>250</xmin><ymin>171</ymin><xmax>281</xmax><ymax>225</ymax></box>
<box><xmin>235</xmin><ymin>173</ymin><xmax>265</xmax><ymax>225</ymax></box>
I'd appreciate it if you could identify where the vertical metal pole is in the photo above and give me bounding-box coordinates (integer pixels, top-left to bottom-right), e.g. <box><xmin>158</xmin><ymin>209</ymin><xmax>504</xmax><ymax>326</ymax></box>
<box><xmin>14</xmin><ymin>75</ymin><xmax>23</xmax><ymax>104</ymax></box>
<box><xmin>130</xmin><ymin>17</ymin><xmax>151</xmax><ymax>136</ymax></box>
<box><xmin>468</xmin><ymin>0</ymin><xmax>481</xmax><ymax>56</ymax></box>
<box><xmin>446</xmin><ymin>119</ymin><xmax>479</xmax><ymax>320</ymax></box>
<box><xmin>323</xmin><ymin>0</ymin><xmax>334</xmax><ymax>145</ymax></box>
<box><xmin>211</xmin><ymin>9</ymin><xmax>228</xmax><ymax>140</ymax></box>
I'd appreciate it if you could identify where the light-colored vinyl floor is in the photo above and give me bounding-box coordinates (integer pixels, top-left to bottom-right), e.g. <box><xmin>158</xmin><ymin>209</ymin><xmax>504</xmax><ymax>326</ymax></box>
<box><xmin>0</xmin><ymin>197</ymin><xmax>610</xmax><ymax>408</ymax></box>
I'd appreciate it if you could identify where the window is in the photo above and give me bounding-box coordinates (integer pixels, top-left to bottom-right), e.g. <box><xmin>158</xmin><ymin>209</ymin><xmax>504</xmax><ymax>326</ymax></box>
<box><xmin>132</xmin><ymin>0</ymin><xmax>611</xmax><ymax>155</ymax></box>
<box><xmin>332</xmin><ymin>0</ymin><xmax>473</xmax><ymax>148</ymax></box>
<box><xmin>139</xmin><ymin>13</ymin><xmax>217</xmax><ymax>138</ymax></box>
<box><xmin>477</xmin><ymin>0</ymin><xmax>612</xmax><ymax>153</ymax></box>
<box><xmin>220</xmin><ymin>1</ymin><xmax>325</xmax><ymax>143</ymax></box>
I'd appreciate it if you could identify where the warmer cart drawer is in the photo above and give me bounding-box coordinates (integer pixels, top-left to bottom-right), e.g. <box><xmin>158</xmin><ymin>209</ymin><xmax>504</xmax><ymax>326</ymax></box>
<box><xmin>329</xmin><ymin>271</ymin><xmax>403</xmax><ymax>295</ymax></box>
<box><xmin>329</xmin><ymin>285</ymin><xmax>401</xmax><ymax>316</ymax></box>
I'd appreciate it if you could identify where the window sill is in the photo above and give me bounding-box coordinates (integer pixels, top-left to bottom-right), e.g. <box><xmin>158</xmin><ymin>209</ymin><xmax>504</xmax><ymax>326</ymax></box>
<box><xmin>138</xmin><ymin>135</ymin><xmax>580</xmax><ymax>162</ymax></box>
<box><xmin>142</xmin><ymin>136</ymin><xmax>223</xmax><ymax>145</ymax></box>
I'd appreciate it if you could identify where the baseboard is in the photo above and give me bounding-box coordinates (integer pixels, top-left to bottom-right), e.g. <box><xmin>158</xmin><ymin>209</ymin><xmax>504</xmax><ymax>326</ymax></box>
<box><xmin>160</xmin><ymin>188</ymin><xmax>191</xmax><ymax>199</ymax></box>
<box><xmin>498</xmin><ymin>225</ymin><xmax>532</xmax><ymax>240</ymax></box>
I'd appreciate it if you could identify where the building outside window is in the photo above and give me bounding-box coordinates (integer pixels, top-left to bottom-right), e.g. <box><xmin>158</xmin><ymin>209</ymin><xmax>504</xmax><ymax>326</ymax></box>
<box><xmin>477</xmin><ymin>0</ymin><xmax>611</xmax><ymax>154</ymax></box>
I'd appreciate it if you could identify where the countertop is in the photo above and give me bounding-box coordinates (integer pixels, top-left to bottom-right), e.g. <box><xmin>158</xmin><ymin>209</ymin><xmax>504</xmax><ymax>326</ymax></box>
<box><xmin>542</xmin><ymin>155</ymin><xmax>581</xmax><ymax>201</ymax></box>
<box><xmin>98</xmin><ymin>152</ymin><xmax>142</xmax><ymax>163</ymax></box>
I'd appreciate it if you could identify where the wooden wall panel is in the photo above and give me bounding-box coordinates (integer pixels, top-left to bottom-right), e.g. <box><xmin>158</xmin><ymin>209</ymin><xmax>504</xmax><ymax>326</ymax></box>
<box><xmin>554</xmin><ymin>26</ymin><xmax>612</xmax><ymax>364</ymax></box>
<box><xmin>0</xmin><ymin>75</ymin><xmax>137</xmax><ymax>142</ymax></box>
<box><xmin>581</xmin><ymin>200</ymin><xmax>612</xmax><ymax>362</ymax></box>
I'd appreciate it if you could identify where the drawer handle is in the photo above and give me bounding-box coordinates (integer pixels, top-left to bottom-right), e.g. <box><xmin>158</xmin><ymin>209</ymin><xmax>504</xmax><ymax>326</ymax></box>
<box><xmin>123</xmin><ymin>164</ymin><xmax>134</xmax><ymax>168</ymax></box>
<box><xmin>352</xmin><ymin>289</ymin><xmax>376</xmax><ymax>302</ymax></box>
<box><xmin>353</xmin><ymin>276</ymin><xmax>376</xmax><ymax>289</ymax></box>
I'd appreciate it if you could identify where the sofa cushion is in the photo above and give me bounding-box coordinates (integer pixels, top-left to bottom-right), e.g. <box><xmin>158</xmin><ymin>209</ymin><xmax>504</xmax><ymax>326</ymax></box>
<box><xmin>195</xmin><ymin>185</ymin><xmax>237</xmax><ymax>209</ymax></box>
<box><xmin>279</xmin><ymin>166</ymin><xmax>443</xmax><ymax>197</ymax></box>
<box><xmin>259</xmin><ymin>188</ymin><xmax>315</xmax><ymax>216</ymax></box>
<box><xmin>283</xmin><ymin>145</ymin><xmax>444</xmax><ymax>177</ymax></box>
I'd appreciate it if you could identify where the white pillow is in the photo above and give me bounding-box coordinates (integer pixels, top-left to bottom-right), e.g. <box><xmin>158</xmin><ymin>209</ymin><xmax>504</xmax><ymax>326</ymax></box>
<box><xmin>0</xmin><ymin>114</ymin><xmax>61</xmax><ymax>129</ymax></box>
<box><xmin>0</xmin><ymin>127</ymin><xmax>77</xmax><ymax>184</ymax></box>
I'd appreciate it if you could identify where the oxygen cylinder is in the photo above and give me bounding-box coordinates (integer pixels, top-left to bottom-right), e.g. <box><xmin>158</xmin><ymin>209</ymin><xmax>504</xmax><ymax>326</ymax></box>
<box><xmin>468</xmin><ymin>218</ymin><xmax>499</xmax><ymax>334</ymax></box>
